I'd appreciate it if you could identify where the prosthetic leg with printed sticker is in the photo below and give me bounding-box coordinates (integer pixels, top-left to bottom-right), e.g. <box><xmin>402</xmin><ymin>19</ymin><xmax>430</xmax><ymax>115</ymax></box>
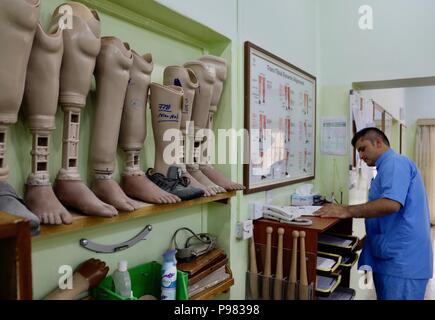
<box><xmin>146</xmin><ymin>83</ymin><xmax>204</xmax><ymax>201</ymax></box>
<box><xmin>89</xmin><ymin>37</ymin><xmax>142</xmax><ymax>212</ymax></box>
<box><xmin>49</xmin><ymin>2</ymin><xmax>117</xmax><ymax>217</ymax></box>
<box><xmin>163</xmin><ymin>66</ymin><xmax>216</xmax><ymax>197</ymax></box>
<box><xmin>119</xmin><ymin>52</ymin><xmax>180</xmax><ymax>204</ymax></box>
<box><xmin>183</xmin><ymin>61</ymin><xmax>226</xmax><ymax>194</ymax></box>
<box><xmin>23</xmin><ymin>22</ymin><xmax>73</xmax><ymax>225</ymax></box>
<box><xmin>0</xmin><ymin>0</ymin><xmax>41</xmax><ymax>234</ymax></box>
<box><xmin>198</xmin><ymin>55</ymin><xmax>244</xmax><ymax>191</ymax></box>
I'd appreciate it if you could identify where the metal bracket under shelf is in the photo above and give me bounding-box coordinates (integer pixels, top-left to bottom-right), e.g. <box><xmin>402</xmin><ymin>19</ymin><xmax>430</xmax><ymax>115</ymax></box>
<box><xmin>79</xmin><ymin>225</ymin><xmax>152</xmax><ymax>253</ymax></box>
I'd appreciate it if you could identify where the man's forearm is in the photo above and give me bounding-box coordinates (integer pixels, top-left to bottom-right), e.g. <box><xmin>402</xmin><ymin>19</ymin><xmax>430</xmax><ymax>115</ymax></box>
<box><xmin>348</xmin><ymin>198</ymin><xmax>401</xmax><ymax>218</ymax></box>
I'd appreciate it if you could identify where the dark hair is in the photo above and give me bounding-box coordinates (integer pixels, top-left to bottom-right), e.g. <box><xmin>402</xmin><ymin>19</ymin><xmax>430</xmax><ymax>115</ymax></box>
<box><xmin>351</xmin><ymin>127</ymin><xmax>390</xmax><ymax>147</ymax></box>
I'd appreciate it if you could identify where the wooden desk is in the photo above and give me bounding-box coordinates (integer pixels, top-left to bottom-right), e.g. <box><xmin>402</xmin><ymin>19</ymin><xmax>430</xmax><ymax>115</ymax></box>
<box><xmin>253</xmin><ymin>217</ymin><xmax>353</xmax><ymax>298</ymax></box>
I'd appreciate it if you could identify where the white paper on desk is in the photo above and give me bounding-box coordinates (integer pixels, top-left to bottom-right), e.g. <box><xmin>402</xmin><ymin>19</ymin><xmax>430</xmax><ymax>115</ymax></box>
<box><xmin>281</xmin><ymin>205</ymin><xmax>322</xmax><ymax>216</ymax></box>
<box><xmin>317</xmin><ymin>256</ymin><xmax>336</xmax><ymax>270</ymax></box>
<box><xmin>318</xmin><ymin>234</ymin><xmax>353</xmax><ymax>247</ymax></box>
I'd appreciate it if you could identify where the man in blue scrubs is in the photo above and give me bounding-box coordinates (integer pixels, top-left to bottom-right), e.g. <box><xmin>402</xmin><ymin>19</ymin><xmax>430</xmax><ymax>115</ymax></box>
<box><xmin>316</xmin><ymin>127</ymin><xmax>432</xmax><ymax>300</ymax></box>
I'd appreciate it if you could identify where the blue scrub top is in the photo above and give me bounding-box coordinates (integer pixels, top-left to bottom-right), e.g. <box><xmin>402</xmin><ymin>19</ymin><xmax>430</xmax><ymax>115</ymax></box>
<box><xmin>358</xmin><ymin>149</ymin><xmax>433</xmax><ymax>279</ymax></box>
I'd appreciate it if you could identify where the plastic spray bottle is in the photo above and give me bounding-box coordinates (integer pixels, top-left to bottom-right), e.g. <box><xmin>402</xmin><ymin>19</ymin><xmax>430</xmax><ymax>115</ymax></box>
<box><xmin>112</xmin><ymin>260</ymin><xmax>133</xmax><ymax>298</ymax></box>
<box><xmin>161</xmin><ymin>249</ymin><xmax>177</xmax><ymax>300</ymax></box>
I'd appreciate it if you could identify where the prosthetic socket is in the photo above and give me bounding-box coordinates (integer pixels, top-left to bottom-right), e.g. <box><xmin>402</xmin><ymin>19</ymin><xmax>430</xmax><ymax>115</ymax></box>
<box><xmin>0</xmin><ymin>0</ymin><xmax>41</xmax><ymax>181</ymax></box>
<box><xmin>119</xmin><ymin>51</ymin><xmax>154</xmax><ymax>177</ymax></box>
<box><xmin>49</xmin><ymin>2</ymin><xmax>101</xmax><ymax>181</ymax></box>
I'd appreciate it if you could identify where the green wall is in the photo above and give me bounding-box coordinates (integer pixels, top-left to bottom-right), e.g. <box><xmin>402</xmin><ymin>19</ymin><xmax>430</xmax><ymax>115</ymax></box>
<box><xmin>25</xmin><ymin>0</ymin><xmax>435</xmax><ymax>300</ymax></box>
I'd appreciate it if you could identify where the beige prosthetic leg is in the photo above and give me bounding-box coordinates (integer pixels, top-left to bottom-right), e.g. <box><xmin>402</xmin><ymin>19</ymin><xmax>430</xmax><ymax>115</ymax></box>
<box><xmin>23</xmin><ymin>23</ymin><xmax>73</xmax><ymax>225</ymax></box>
<box><xmin>0</xmin><ymin>0</ymin><xmax>40</xmax><ymax>181</ymax></box>
<box><xmin>90</xmin><ymin>37</ymin><xmax>142</xmax><ymax>212</ymax></box>
<box><xmin>163</xmin><ymin>66</ymin><xmax>216</xmax><ymax>197</ymax></box>
<box><xmin>147</xmin><ymin>83</ymin><xmax>204</xmax><ymax>200</ymax></box>
<box><xmin>183</xmin><ymin>61</ymin><xmax>225</xmax><ymax>194</ymax></box>
<box><xmin>0</xmin><ymin>0</ymin><xmax>42</xmax><ymax>232</ymax></box>
<box><xmin>49</xmin><ymin>2</ymin><xmax>117</xmax><ymax>217</ymax></box>
<box><xmin>119</xmin><ymin>52</ymin><xmax>180</xmax><ymax>204</ymax></box>
<box><xmin>198</xmin><ymin>55</ymin><xmax>244</xmax><ymax>190</ymax></box>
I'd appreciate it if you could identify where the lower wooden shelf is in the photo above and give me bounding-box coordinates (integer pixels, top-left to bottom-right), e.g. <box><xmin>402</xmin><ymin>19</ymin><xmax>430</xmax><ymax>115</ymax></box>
<box><xmin>35</xmin><ymin>191</ymin><xmax>237</xmax><ymax>239</ymax></box>
<box><xmin>190</xmin><ymin>265</ymin><xmax>234</xmax><ymax>300</ymax></box>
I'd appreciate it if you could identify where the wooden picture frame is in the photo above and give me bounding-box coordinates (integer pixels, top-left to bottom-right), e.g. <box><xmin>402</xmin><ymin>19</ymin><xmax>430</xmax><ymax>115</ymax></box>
<box><xmin>243</xmin><ymin>41</ymin><xmax>316</xmax><ymax>194</ymax></box>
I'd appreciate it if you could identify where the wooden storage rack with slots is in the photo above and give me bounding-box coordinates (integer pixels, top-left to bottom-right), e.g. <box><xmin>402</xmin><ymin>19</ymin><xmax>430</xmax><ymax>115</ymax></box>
<box><xmin>253</xmin><ymin>216</ymin><xmax>358</xmax><ymax>299</ymax></box>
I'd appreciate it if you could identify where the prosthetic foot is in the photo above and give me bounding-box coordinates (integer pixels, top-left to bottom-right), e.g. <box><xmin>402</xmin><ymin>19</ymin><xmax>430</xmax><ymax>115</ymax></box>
<box><xmin>119</xmin><ymin>52</ymin><xmax>180</xmax><ymax>204</ymax></box>
<box><xmin>147</xmin><ymin>83</ymin><xmax>204</xmax><ymax>200</ymax></box>
<box><xmin>0</xmin><ymin>182</ymin><xmax>40</xmax><ymax>236</ymax></box>
<box><xmin>90</xmin><ymin>37</ymin><xmax>140</xmax><ymax>212</ymax></box>
<box><xmin>49</xmin><ymin>2</ymin><xmax>117</xmax><ymax>217</ymax></box>
<box><xmin>182</xmin><ymin>61</ymin><xmax>225</xmax><ymax>193</ymax></box>
<box><xmin>198</xmin><ymin>55</ymin><xmax>244</xmax><ymax>191</ymax></box>
<box><xmin>0</xmin><ymin>0</ymin><xmax>40</xmax><ymax>181</ymax></box>
<box><xmin>23</xmin><ymin>23</ymin><xmax>73</xmax><ymax>225</ymax></box>
<box><xmin>163</xmin><ymin>66</ymin><xmax>215</xmax><ymax>197</ymax></box>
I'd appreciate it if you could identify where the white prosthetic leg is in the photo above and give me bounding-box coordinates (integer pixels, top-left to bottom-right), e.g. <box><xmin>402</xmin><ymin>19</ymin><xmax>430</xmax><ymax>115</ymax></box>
<box><xmin>183</xmin><ymin>61</ymin><xmax>226</xmax><ymax>194</ymax></box>
<box><xmin>90</xmin><ymin>37</ymin><xmax>142</xmax><ymax>212</ymax></box>
<box><xmin>49</xmin><ymin>2</ymin><xmax>117</xmax><ymax>217</ymax></box>
<box><xmin>163</xmin><ymin>66</ymin><xmax>216</xmax><ymax>197</ymax></box>
<box><xmin>119</xmin><ymin>52</ymin><xmax>181</xmax><ymax>204</ymax></box>
<box><xmin>198</xmin><ymin>55</ymin><xmax>244</xmax><ymax>190</ymax></box>
<box><xmin>0</xmin><ymin>0</ymin><xmax>41</xmax><ymax>232</ymax></box>
<box><xmin>23</xmin><ymin>22</ymin><xmax>73</xmax><ymax>225</ymax></box>
<box><xmin>146</xmin><ymin>83</ymin><xmax>204</xmax><ymax>200</ymax></box>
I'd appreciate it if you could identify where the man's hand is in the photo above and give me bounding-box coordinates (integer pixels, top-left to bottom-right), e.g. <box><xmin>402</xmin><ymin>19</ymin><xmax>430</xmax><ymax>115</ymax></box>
<box><xmin>314</xmin><ymin>204</ymin><xmax>352</xmax><ymax>219</ymax></box>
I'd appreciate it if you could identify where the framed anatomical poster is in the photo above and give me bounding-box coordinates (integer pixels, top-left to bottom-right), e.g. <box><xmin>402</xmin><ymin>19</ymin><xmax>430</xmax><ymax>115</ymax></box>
<box><xmin>244</xmin><ymin>41</ymin><xmax>316</xmax><ymax>194</ymax></box>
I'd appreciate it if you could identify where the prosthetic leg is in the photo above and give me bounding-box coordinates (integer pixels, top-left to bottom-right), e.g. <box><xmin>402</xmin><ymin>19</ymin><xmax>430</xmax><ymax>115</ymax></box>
<box><xmin>23</xmin><ymin>22</ymin><xmax>73</xmax><ymax>225</ymax></box>
<box><xmin>182</xmin><ymin>61</ymin><xmax>225</xmax><ymax>194</ymax></box>
<box><xmin>146</xmin><ymin>83</ymin><xmax>204</xmax><ymax>200</ymax></box>
<box><xmin>49</xmin><ymin>2</ymin><xmax>117</xmax><ymax>217</ymax></box>
<box><xmin>90</xmin><ymin>37</ymin><xmax>142</xmax><ymax>212</ymax></box>
<box><xmin>198</xmin><ymin>55</ymin><xmax>244</xmax><ymax>190</ymax></box>
<box><xmin>0</xmin><ymin>0</ymin><xmax>41</xmax><ymax>232</ymax></box>
<box><xmin>163</xmin><ymin>66</ymin><xmax>216</xmax><ymax>197</ymax></box>
<box><xmin>119</xmin><ymin>52</ymin><xmax>180</xmax><ymax>204</ymax></box>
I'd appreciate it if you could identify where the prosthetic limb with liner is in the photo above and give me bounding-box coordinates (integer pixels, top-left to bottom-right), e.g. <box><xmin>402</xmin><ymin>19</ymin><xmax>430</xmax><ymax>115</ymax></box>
<box><xmin>119</xmin><ymin>52</ymin><xmax>181</xmax><ymax>204</ymax></box>
<box><xmin>0</xmin><ymin>0</ymin><xmax>41</xmax><ymax>232</ymax></box>
<box><xmin>163</xmin><ymin>66</ymin><xmax>216</xmax><ymax>197</ymax></box>
<box><xmin>146</xmin><ymin>83</ymin><xmax>204</xmax><ymax>201</ymax></box>
<box><xmin>90</xmin><ymin>36</ymin><xmax>142</xmax><ymax>211</ymax></box>
<box><xmin>49</xmin><ymin>2</ymin><xmax>117</xmax><ymax>217</ymax></box>
<box><xmin>23</xmin><ymin>22</ymin><xmax>73</xmax><ymax>225</ymax></box>
<box><xmin>182</xmin><ymin>61</ymin><xmax>225</xmax><ymax>194</ymax></box>
<box><xmin>198</xmin><ymin>55</ymin><xmax>244</xmax><ymax>190</ymax></box>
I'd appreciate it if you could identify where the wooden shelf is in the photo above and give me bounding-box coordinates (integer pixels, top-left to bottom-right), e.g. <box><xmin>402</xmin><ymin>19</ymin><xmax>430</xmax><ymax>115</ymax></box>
<box><xmin>35</xmin><ymin>191</ymin><xmax>236</xmax><ymax>239</ymax></box>
<box><xmin>191</xmin><ymin>265</ymin><xmax>234</xmax><ymax>300</ymax></box>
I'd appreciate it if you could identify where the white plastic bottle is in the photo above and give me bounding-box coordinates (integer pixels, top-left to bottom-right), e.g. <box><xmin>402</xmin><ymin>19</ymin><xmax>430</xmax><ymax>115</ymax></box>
<box><xmin>112</xmin><ymin>260</ymin><xmax>133</xmax><ymax>298</ymax></box>
<box><xmin>161</xmin><ymin>249</ymin><xmax>177</xmax><ymax>300</ymax></box>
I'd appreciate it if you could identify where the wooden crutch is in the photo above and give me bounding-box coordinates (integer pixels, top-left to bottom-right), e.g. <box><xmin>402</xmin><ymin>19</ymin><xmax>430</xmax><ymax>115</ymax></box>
<box><xmin>262</xmin><ymin>226</ymin><xmax>273</xmax><ymax>300</ymax></box>
<box><xmin>299</xmin><ymin>231</ymin><xmax>309</xmax><ymax>300</ymax></box>
<box><xmin>286</xmin><ymin>230</ymin><xmax>299</xmax><ymax>300</ymax></box>
<box><xmin>273</xmin><ymin>227</ymin><xmax>284</xmax><ymax>300</ymax></box>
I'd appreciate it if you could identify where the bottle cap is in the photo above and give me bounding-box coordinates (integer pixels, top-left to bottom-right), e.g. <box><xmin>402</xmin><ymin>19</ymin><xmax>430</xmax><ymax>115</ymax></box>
<box><xmin>118</xmin><ymin>260</ymin><xmax>128</xmax><ymax>272</ymax></box>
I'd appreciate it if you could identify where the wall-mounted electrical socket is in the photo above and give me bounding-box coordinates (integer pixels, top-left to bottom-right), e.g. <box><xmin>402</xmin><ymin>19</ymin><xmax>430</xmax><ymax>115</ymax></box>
<box><xmin>236</xmin><ymin>219</ymin><xmax>253</xmax><ymax>240</ymax></box>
